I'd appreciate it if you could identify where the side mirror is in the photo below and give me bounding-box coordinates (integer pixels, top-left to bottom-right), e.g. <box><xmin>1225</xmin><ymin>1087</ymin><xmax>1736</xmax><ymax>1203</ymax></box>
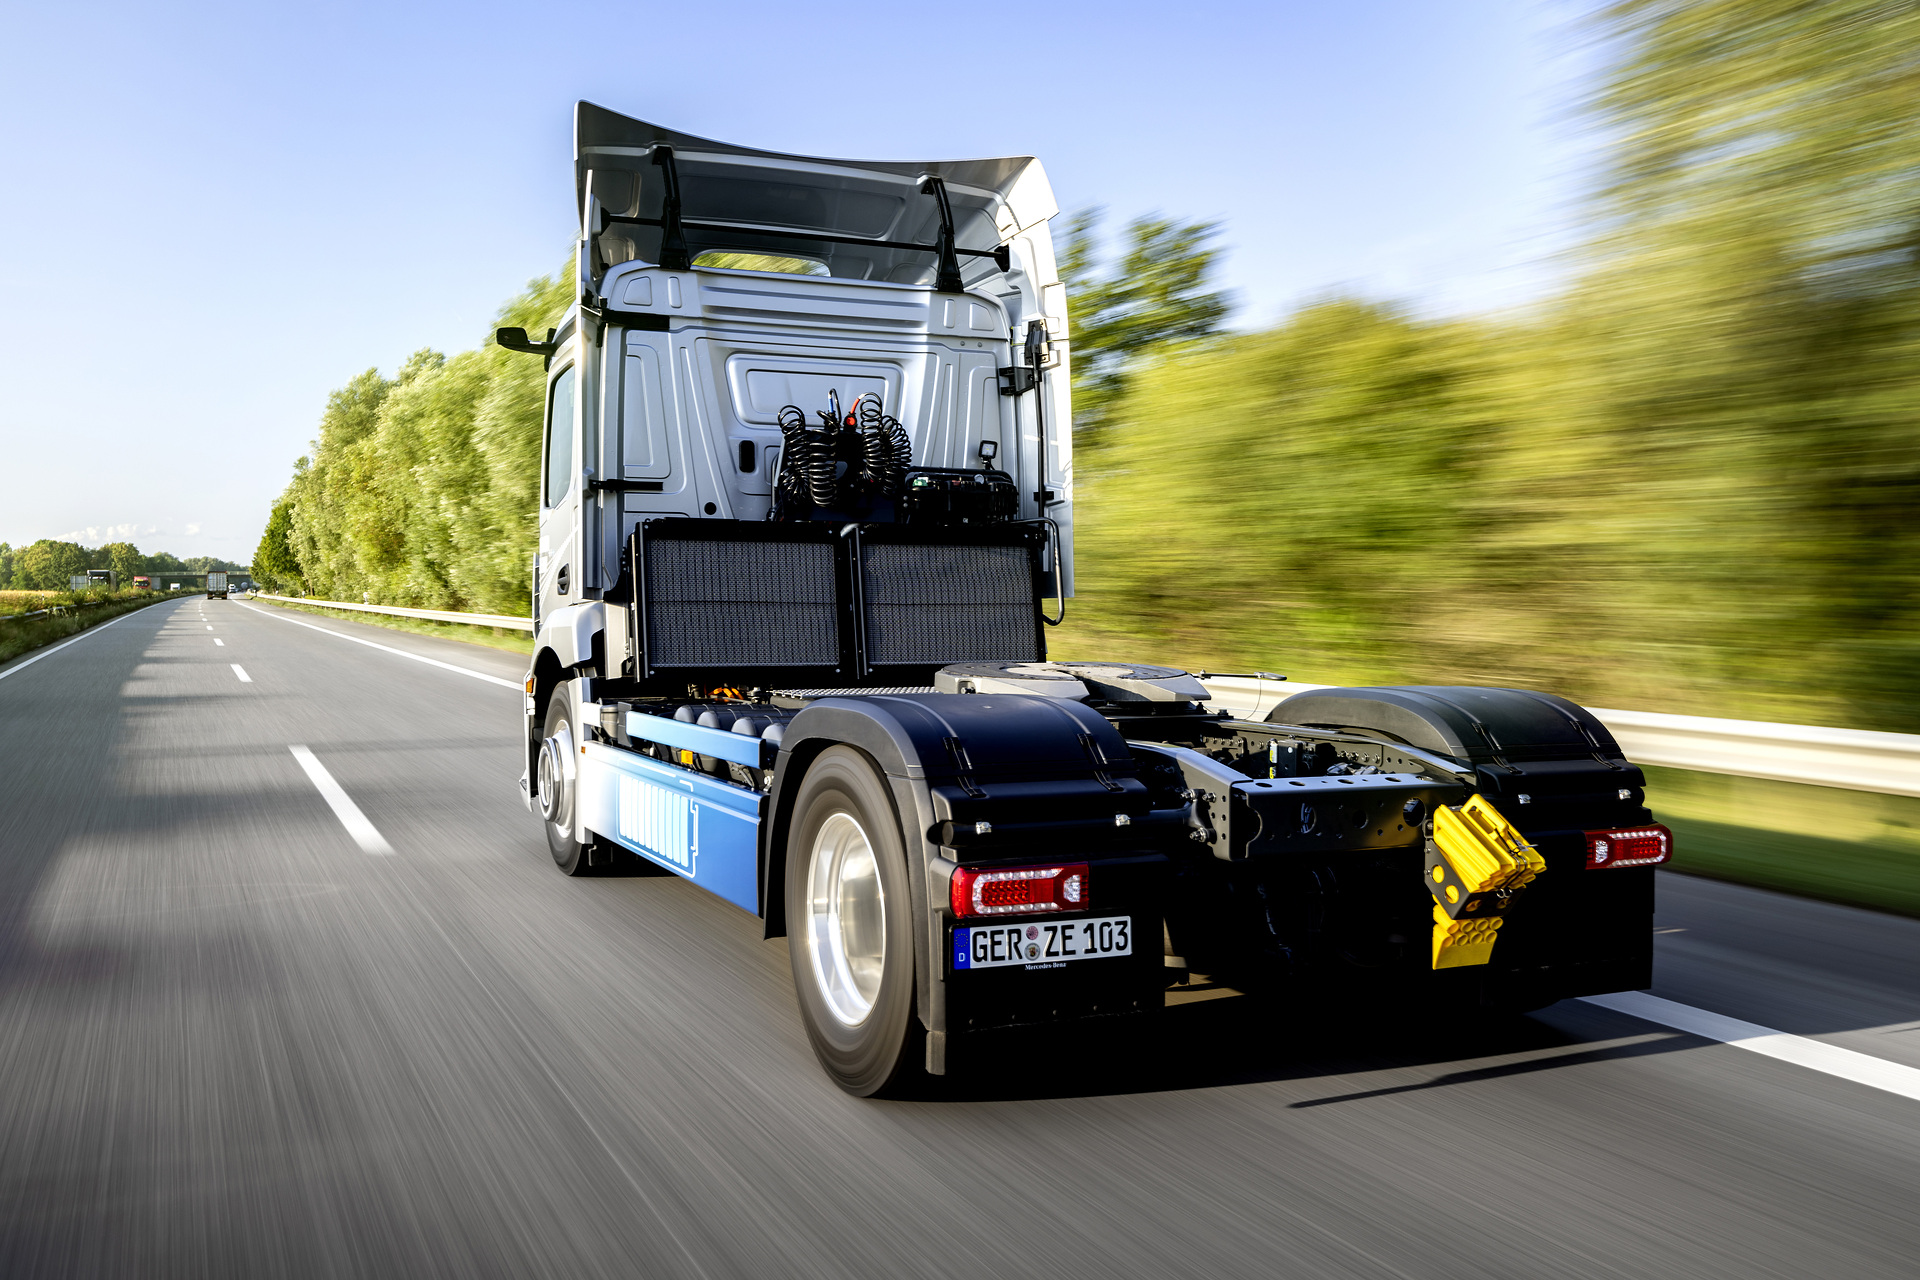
<box><xmin>496</xmin><ymin>327</ymin><xmax>559</xmax><ymax>357</ymax></box>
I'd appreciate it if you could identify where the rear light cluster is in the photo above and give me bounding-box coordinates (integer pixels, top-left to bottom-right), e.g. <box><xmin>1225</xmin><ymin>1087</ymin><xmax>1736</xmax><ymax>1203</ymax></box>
<box><xmin>950</xmin><ymin>863</ymin><xmax>1090</xmax><ymax>918</ymax></box>
<box><xmin>1584</xmin><ymin>825</ymin><xmax>1674</xmax><ymax>869</ymax></box>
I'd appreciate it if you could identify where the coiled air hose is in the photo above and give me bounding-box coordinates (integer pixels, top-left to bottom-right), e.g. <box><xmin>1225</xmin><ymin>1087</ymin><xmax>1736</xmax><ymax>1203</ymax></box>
<box><xmin>853</xmin><ymin>394</ymin><xmax>912</xmax><ymax>496</ymax></box>
<box><xmin>773</xmin><ymin>405</ymin><xmax>813</xmax><ymax>520</ymax></box>
<box><xmin>770</xmin><ymin>391</ymin><xmax>914</xmax><ymax>518</ymax></box>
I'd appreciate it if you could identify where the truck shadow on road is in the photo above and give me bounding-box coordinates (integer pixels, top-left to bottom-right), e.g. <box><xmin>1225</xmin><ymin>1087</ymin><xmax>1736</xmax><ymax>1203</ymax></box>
<box><xmin>914</xmin><ymin>990</ymin><xmax>1691</xmax><ymax>1106</ymax></box>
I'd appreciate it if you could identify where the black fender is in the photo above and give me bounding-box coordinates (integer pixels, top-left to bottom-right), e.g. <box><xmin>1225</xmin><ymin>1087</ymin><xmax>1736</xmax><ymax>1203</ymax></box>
<box><xmin>1270</xmin><ymin>684</ymin><xmax>1649</xmax><ymax>831</ymax></box>
<box><xmin>1270</xmin><ymin>685</ymin><xmax>1623</xmax><ymax>764</ymax></box>
<box><xmin>762</xmin><ymin>692</ymin><xmax>1143</xmax><ymax>1042</ymax></box>
<box><xmin>524</xmin><ymin>650</ymin><xmax>570</xmax><ymax>803</ymax></box>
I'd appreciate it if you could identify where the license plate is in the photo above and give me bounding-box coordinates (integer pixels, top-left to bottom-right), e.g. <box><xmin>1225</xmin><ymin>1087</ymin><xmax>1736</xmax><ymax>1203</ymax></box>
<box><xmin>952</xmin><ymin>916</ymin><xmax>1133</xmax><ymax>971</ymax></box>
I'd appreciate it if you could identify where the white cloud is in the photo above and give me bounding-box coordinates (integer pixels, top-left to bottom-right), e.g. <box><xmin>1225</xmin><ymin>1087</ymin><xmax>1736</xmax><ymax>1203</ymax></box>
<box><xmin>184</xmin><ymin>523</ymin><xmax>202</xmax><ymax>536</ymax></box>
<box><xmin>54</xmin><ymin>522</ymin><xmax>142</xmax><ymax>544</ymax></box>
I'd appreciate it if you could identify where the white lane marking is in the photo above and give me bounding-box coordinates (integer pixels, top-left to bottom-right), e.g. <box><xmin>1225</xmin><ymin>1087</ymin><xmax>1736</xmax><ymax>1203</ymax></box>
<box><xmin>206</xmin><ymin>625</ymin><xmax>213</xmax><ymax>630</ymax></box>
<box><xmin>0</xmin><ymin>608</ymin><xmax>143</xmax><ymax>683</ymax></box>
<box><xmin>1581</xmin><ymin>991</ymin><xmax>1920</xmax><ymax>1103</ymax></box>
<box><xmin>288</xmin><ymin>745</ymin><xmax>394</xmax><ymax>855</ymax></box>
<box><xmin>239</xmin><ymin>603</ymin><xmax>519</xmax><ymax>689</ymax></box>
<box><xmin>231</xmin><ymin>664</ymin><xmax>252</xmax><ymax>683</ymax></box>
<box><xmin>214</xmin><ymin>638</ymin><xmax>225</xmax><ymax>646</ymax></box>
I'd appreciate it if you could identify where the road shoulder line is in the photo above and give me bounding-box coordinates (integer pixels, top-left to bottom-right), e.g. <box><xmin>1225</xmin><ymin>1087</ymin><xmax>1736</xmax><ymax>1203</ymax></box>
<box><xmin>1580</xmin><ymin>990</ymin><xmax>1920</xmax><ymax>1103</ymax></box>
<box><xmin>240</xmin><ymin>603</ymin><xmax>519</xmax><ymax>689</ymax></box>
<box><xmin>0</xmin><ymin>607</ymin><xmax>146</xmax><ymax>683</ymax></box>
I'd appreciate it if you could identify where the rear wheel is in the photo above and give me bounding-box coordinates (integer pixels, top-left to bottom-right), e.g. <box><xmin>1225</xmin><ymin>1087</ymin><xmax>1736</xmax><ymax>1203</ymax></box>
<box><xmin>537</xmin><ymin>685</ymin><xmax>595</xmax><ymax>876</ymax></box>
<box><xmin>785</xmin><ymin>746</ymin><xmax>921</xmax><ymax>1096</ymax></box>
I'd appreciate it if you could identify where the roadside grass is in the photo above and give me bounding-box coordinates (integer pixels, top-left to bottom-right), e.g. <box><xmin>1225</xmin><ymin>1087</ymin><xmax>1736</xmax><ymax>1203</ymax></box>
<box><xmin>0</xmin><ymin>589</ymin><xmax>69</xmax><ymax>617</ymax></box>
<box><xmin>0</xmin><ymin>589</ymin><xmax>197</xmax><ymax>664</ymax></box>
<box><xmin>1645</xmin><ymin>765</ymin><xmax>1920</xmax><ymax>918</ymax></box>
<box><xmin>249</xmin><ymin>597</ymin><xmax>534</xmax><ymax>655</ymax></box>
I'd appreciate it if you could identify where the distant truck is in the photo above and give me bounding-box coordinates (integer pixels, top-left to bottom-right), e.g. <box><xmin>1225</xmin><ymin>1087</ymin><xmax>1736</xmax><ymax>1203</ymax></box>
<box><xmin>206</xmin><ymin>572</ymin><xmax>228</xmax><ymax>599</ymax></box>
<box><xmin>502</xmin><ymin>103</ymin><xmax>1670</xmax><ymax>1096</ymax></box>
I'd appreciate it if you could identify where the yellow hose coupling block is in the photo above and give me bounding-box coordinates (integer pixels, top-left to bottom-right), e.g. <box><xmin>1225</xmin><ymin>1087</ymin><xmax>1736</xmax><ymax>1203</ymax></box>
<box><xmin>1432</xmin><ymin>904</ymin><xmax>1504</xmax><ymax>968</ymax></box>
<box><xmin>1426</xmin><ymin>794</ymin><xmax>1546</xmax><ymax>921</ymax></box>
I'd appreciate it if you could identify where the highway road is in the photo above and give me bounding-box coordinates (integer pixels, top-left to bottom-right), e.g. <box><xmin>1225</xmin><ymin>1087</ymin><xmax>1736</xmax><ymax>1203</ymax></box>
<box><xmin>2</xmin><ymin>595</ymin><xmax>1917</xmax><ymax>1278</ymax></box>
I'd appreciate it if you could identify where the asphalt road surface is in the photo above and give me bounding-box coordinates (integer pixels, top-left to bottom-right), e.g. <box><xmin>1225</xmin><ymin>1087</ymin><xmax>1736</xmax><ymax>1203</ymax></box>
<box><xmin>2</xmin><ymin>595</ymin><xmax>1917</xmax><ymax>1279</ymax></box>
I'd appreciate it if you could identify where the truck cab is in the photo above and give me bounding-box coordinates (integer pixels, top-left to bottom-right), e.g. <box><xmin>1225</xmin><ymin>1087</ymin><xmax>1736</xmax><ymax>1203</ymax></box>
<box><xmin>522</xmin><ymin>103</ymin><xmax>1071</xmax><ymax>658</ymax></box>
<box><xmin>505</xmin><ymin>104</ymin><xmax>1665</xmax><ymax>1098</ymax></box>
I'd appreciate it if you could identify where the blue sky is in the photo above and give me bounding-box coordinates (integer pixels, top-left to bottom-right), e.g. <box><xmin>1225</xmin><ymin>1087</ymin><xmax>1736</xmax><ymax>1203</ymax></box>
<box><xmin>0</xmin><ymin>0</ymin><xmax>1598</xmax><ymax>562</ymax></box>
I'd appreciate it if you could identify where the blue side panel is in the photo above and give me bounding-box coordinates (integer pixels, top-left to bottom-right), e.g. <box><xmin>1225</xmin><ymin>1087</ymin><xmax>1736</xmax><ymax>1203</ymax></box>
<box><xmin>578</xmin><ymin>743</ymin><xmax>764</xmax><ymax>913</ymax></box>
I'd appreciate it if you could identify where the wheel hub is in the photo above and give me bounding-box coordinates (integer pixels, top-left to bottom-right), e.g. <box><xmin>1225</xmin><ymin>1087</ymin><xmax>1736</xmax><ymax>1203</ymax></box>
<box><xmin>805</xmin><ymin>811</ymin><xmax>887</xmax><ymax>1026</ymax></box>
<box><xmin>537</xmin><ymin>721</ymin><xmax>575</xmax><ymax>830</ymax></box>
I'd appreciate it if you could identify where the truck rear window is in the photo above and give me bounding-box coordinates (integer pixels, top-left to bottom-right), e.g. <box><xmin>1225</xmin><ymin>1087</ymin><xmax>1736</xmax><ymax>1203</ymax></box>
<box><xmin>692</xmin><ymin>251</ymin><xmax>829</xmax><ymax>277</ymax></box>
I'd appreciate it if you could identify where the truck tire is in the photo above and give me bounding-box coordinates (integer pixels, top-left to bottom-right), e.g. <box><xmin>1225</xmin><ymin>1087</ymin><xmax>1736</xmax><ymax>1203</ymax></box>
<box><xmin>537</xmin><ymin>686</ymin><xmax>595</xmax><ymax>876</ymax></box>
<box><xmin>785</xmin><ymin>746</ymin><xmax>922</xmax><ymax>1096</ymax></box>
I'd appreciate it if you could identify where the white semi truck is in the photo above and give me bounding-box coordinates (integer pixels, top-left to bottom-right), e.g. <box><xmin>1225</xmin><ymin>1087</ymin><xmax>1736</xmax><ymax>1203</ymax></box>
<box><xmin>206</xmin><ymin>572</ymin><xmax>228</xmax><ymax>599</ymax></box>
<box><xmin>506</xmin><ymin>103</ymin><xmax>1670</xmax><ymax>1095</ymax></box>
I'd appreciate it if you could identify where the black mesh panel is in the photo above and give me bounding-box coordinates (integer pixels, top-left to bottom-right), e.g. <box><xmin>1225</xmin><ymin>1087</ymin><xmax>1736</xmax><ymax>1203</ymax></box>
<box><xmin>861</xmin><ymin>543</ymin><xmax>1037</xmax><ymax>666</ymax></box>
<box><xmin>645</xmin><ymin>538</ymin><xmax>838</xmax><ymax>667</ymax></box>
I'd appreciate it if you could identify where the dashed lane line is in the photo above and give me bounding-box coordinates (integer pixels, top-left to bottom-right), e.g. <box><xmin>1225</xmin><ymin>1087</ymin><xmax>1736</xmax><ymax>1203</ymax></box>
<box><xmin>288</xmin><ymin>745</ymin><xmax>395</xmax><ymax>855</ymax></box>
<box><xmin>232</xmin><ymin>664</ymin><xmax>252</xmax><ymax>683</ymax></box>
<box><xmin>238</xmin><ymin>603</ymin><xmax>519</xmax><ymax>690</ymax></box>
<box><xmin>1580</xmin><ymin>991</ymin><xmax>1920</xmax><ymax>1104</ymax></box>
<box><xmin>214</xmin><ymin>639</ymin><xmax>224</xmax><ymax>646</ymax></box>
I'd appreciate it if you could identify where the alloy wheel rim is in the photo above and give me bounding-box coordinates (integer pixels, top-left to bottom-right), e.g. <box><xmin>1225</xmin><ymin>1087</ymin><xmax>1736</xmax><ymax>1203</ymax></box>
<box><xmin>806</xmin><ymin>811</ymin><xmax>886</xmax><ymax>1026</ymax></box>
<box><xmin>538</xmin><ymin>720</ymin><xmax>574</xmax><ymax>830</ymax></box>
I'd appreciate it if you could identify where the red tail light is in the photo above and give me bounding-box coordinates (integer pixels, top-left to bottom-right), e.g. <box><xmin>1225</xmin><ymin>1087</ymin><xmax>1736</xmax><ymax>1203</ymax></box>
<box><xmin>950</xmin><ymin>863</ymin><xmax>1090</xmax><ymax>917</ymax></box>
<box><xmin>1584</xmin><ymin>825</ymin><xmax>1673</xmax><ymax>869</ymax></box>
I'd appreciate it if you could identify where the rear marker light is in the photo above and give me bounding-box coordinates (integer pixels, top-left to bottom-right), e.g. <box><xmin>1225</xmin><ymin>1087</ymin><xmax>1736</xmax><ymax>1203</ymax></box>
<box><xmin>950</xmin><ymin>863</ymin><xmax>1090</xmax><ymax>918</ymax></box>
<box><xmin>1584</xmin><ymin>824</ymin><xmax>1673</xmax><ymax>869</ymax></box>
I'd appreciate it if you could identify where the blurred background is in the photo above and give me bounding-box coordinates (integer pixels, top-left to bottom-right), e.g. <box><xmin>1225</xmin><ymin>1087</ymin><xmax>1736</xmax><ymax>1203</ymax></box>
<box><xmin>4</xmin><ymin>1</ymin><xmax>1919</xmax><ymax>906</ymax></box>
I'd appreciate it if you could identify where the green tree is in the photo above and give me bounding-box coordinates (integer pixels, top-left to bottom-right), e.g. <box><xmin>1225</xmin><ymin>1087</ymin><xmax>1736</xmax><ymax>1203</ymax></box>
<box><xmin>254</xmin><ymin>496</ymin><xmax>302</xmax><ymax>592</ymax></box>
<box><xmin>270</xmin><ymin>262</ymin><xmax>570</xmax><ymax>612</ymax></box>
<box><xmin>0</xmin><ymin>543</ymin><xmax>14</xmax><ymax>589</ymax></box>
<box><xmin>16</xmin><ymin>540</ymin><xmax>88</xmax><ymax>589</ymax></box>
<box><xmin>1059</xmin><ymin>209</ymin><xmax>1232</xmax><ymax>447</ymax></box>
<box><xmin>1062</xmin><ymin>0</ymin><xmax>1920</xmax><ymax>731</ymax></box>
<box><xmin>99</xmin><ymin>541</ymin><xmax>143</xmax><ymax>586</ymax></box>
<box><xmin>1552</xmin><ymin>0</ymin><xmax>1920</xmax><ymax>723</ymax></box>
<box><xmin>1074</xmin><ymin>301</ymin><xmax>1508</xmax><ymax>683</ymax></box>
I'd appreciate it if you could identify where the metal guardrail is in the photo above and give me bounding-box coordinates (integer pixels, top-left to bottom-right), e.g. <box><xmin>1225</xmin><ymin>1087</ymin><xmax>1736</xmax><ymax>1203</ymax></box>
<box><xmin>238</xmin><ymin>605</ymin><xmax>1920</xmax><ymax>796</ymax></box>
<box><xmin>250</xmin><ymin>594</ymin><xmax>535</xmax><ymax>632</ymax></box>
<box><xmin>1198</xmin><ymin>676</ymin><xmax>1920</xmax><ymax>798</ymax></box>
<box><xmin>1582</xmin><ymin>707</ymin><xmax>1920</xmax><ymax>799</ymax></box>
